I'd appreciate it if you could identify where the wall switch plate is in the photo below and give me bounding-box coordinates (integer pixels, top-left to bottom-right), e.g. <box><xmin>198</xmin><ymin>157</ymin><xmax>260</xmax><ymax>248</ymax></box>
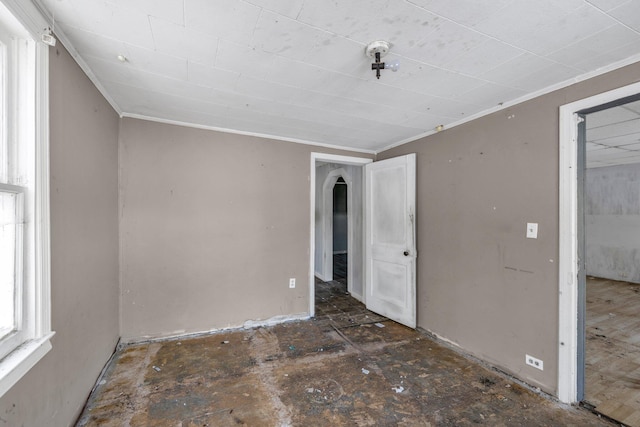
<box><xmin>526</xmin><ymin>223</ymin><xmax>538</xmax><ymax>239</ymax></box>
<box><xmin>526</xmin><ymin>354</ymin><xmax>544</xmax><ymax>370</ymax></box>
<box><xmin>289</xmin><ymin>278</ymin><xmax>295</xmax><ymax>288</ymax></box>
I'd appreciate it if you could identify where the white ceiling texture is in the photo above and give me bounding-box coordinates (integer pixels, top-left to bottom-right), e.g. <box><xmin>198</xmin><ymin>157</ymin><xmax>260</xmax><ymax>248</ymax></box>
<box><xmin>586</xmin><ymin>99</ymin><xmax>640</xmax><ymax>168</ymax></box>
<box><xmin>34</xmin><ymin>0</ymin><xmax>640</xmax><ymax>154</ymax></box>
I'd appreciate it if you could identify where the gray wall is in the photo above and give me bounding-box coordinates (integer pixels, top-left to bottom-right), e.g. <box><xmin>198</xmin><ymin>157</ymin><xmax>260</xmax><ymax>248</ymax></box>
<box><xmin>586</xmin><ymin>163</ymin><xmax>640</xmax><ymax>283</ymax></box>
<box><xmin>0</xmin><ymin>45</ymin><xmax>120</xmax><ymax>426</ymax></box>
<box><xmin>119</xmin><ymin>118</ymin><xmax>369</xmax><ymax>341</ymax></box>
<box><xmin>378</xmin><ymin>62</ymin><xmax>640</xmax><ymax>395</ymax></box>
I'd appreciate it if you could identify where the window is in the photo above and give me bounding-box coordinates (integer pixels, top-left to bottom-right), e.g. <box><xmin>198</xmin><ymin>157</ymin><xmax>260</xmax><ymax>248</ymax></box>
<box><xmin>0</xmin><ymin>0</ymin><xmax>52</xmax><ymax>398</ymax></box>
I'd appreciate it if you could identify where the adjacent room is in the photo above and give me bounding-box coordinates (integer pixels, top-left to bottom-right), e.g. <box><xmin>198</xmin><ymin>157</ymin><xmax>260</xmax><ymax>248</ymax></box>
<box><xmin>582</xmin><ymin>99</ymin><xmax>640</xmax><ymax>426</ymax></box>
<box><xmin>1</xmin><ymin>0</ymin><xmax>640</xmax><ymax>425</ymax></box>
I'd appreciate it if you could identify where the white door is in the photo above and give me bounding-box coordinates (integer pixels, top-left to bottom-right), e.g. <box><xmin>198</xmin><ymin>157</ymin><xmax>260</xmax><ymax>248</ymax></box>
<box><xmin>365</xmin><ymin>153</ymin><xmax>416</xmax><ymax>328</ymax></box>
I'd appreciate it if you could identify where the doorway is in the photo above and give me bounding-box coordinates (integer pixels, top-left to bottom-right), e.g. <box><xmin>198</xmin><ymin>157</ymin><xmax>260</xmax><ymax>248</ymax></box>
<box><xmin>316</xmin><ymin>167</ymin><xmax>359</xmax><ymax>293</ymax></box>
<box><xmin>558</xmin><ymin>81</ymin><xmax>640</xmax><ymax>408</ymax></box>
<box><xmin>309</xmin><ymin>153</ymin><xmax>371</xmax><ymax>318</ymax></box>
<box><xmin>309</xmin><ymin>152</ymin><xmax>417</xmax><ymax>328</ymax></box>
<box><xmin>333</xmin><ymin>177</ymin><xmax>348</xmax><ymax>285</ymax></box>
<box><xmin>579</xmin><ymin>98</ymin><xmax>640</xmax><ymax>425</ymax></box>
<box><xmin>310</xmin><ymin>153</ymin><xmax>387</xmax><ymax>329</ymax></box>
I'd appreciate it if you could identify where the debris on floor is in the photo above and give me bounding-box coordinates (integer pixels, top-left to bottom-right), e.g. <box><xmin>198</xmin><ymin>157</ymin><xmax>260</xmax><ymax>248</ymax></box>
<box><xmin>391</xmin><ymin>385</ymin><xmax>405</xmax><ymax>393</ymax></box>
<box><xmin>75</xmin><ymin>276</ymin><xmax>614</xmax><ymax>426</ymax></box>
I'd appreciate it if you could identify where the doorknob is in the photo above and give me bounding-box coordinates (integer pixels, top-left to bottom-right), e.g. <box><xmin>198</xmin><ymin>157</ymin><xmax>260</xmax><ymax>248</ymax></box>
<box><xmin>403</xmin><ymin>251</ymin><xmax>409</xmax><ymax>256</ymax></box>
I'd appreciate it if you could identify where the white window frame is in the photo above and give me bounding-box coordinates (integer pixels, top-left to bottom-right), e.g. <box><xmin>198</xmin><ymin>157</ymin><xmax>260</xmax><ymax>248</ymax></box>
<box><xmin>0</xmin><ymin>0</ymin><xmax>52</xmax><ymax>399</ymax></box>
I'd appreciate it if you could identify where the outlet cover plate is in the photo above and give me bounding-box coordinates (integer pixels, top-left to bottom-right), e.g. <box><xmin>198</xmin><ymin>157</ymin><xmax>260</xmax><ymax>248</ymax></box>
<box><xmin>526</xmin><ymin>354</ymin><xmax>544</xmax><ymax>370</ymax></box>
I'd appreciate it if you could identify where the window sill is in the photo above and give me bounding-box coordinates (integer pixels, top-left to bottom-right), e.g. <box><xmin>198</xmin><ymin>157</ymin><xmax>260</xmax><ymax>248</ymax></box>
<box><xmin>0</xmin><ymin>332</ymin><xmax>55</xmax><ymax>398</ymax></box>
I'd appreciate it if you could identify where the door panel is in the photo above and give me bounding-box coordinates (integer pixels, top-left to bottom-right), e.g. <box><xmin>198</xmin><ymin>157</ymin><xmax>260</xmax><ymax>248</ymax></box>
<box><xmin>372</xmin><ymin>261</ymin><xmax>408</xmax><ymax>306</ymax></box>
<box><xmin>371</xmin><ymin>166</ymin><xmax>406</xmax><ymax>245</ymax></box>
<box><xmin>365</xmin><ymin>154</ymin><xmax>416</xmax><ymax>328</ymax></box>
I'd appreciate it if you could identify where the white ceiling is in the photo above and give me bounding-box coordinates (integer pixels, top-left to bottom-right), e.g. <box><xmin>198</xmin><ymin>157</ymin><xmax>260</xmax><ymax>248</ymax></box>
<box><xmin>586</xmin><ymin>99</ymin><xmax>640</xmax><ymax>168</ymax></box>
<box><xmin>34</xmin><ymin>0</ymin><xmax>640</xmax><ymax>153</ymax></box>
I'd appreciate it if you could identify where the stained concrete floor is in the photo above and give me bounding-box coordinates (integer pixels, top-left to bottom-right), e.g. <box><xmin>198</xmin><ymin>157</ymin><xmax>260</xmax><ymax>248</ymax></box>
<box><xmin>76</xmin><ymin>276</ymin><xmax>615</xmax><ymax>426</ymax></box>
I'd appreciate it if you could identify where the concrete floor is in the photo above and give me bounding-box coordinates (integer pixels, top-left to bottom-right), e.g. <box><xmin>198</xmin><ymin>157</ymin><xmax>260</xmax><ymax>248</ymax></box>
<box><xmin>76</xmin><ymin>276</ymin><xmax>615</xmax><ymax>426</ymax></box>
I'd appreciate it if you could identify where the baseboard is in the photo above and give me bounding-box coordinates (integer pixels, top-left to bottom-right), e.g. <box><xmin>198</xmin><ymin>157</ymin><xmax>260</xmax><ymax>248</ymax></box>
<box><xmin>120</xmin><ymin>313</ymin><xmax>311</xmax><ymax>346</ymax></box>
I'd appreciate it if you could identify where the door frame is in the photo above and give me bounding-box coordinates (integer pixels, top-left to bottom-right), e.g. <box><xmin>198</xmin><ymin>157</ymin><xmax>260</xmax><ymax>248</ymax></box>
<box><xmin>309</xmin><ymin>153</ymin><xmax>372</xmax><ymax>317</ymax></box>
<box><xmin>557</xmin><ymin>80</ymin><xmax>640</xmax><ymax>403</ymax></box>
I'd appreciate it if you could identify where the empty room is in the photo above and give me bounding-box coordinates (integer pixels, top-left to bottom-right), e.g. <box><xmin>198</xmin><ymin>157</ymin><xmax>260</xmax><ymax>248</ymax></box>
<box><xmin>1</xmin><ymin>0</ymin><xmax>640</xmax><ymax>425</ymax></box>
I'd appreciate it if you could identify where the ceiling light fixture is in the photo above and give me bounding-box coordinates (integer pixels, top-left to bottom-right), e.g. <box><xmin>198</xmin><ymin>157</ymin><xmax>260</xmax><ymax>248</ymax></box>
<box><xmin>365</xmin><ymin>40</ymin><xmax>399</xmax><ymax>79</ymax></box>
<box><xmin>117</xmin><ymin>54</ymin><xmax>127</xmax><ymax>63</ymax></box>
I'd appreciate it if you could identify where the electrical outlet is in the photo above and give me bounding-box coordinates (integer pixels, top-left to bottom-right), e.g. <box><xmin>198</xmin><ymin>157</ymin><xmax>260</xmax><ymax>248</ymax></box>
<box><xmin>41</xmin><ymin>33</ymin><xmax>57</xmax><ymax>46</ymax></box>
<box><xmin>289</xmin><ymin>278</ymin><xmax>295</xmax><ymax>289</ymax></box>
<box><xmin>526</xmin><ymin>354</ymin><xmax>544</xmax><ymax>370</ymax></box>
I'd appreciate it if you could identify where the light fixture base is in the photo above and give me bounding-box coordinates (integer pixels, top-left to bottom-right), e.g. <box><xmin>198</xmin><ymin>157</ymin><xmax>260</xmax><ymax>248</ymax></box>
<box><xmin>365</xmin><ymin>40</ymin><xmax>391</xmax><ymax>59</ymax></box>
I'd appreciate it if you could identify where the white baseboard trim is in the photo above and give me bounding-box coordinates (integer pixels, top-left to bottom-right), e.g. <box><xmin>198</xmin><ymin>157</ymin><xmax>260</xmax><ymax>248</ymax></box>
<box><xmin>120</xmin><ymin>313</ymin><xmax>311</xmax><ymax>346</ymax></box>
<box><xmin>243</xmin><ymin>313</ymin><xmax>310</xmax><ymax>329</ymax></box>
<box><xmin>315</xmin><ymin>272</ymin><xmax>331</xmax><ymax>282</ymax></box>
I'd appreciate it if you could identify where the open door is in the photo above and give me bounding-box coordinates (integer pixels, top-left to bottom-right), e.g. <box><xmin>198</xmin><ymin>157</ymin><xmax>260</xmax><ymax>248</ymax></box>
<box><xmin>365</xmin><ymin>154</ymin><xmax>416</xmax><ymax>328</ymax></box>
